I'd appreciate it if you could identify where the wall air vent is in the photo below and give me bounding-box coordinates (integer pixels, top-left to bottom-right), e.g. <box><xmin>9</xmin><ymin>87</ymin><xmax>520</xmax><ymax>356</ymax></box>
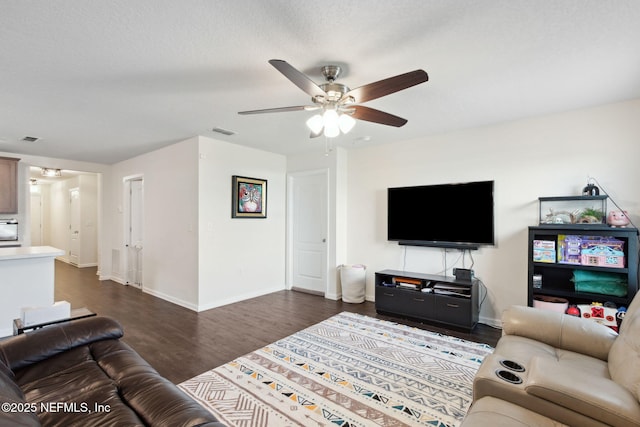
<box><xmin>211</xmin><ymin>127</ymin><xmax>236</xmax><ymax>136</ymax></box>
<box><xmin>21</xmin><ymin>136</ymin><xmax>41</xmax><ymax>142</ymax></box>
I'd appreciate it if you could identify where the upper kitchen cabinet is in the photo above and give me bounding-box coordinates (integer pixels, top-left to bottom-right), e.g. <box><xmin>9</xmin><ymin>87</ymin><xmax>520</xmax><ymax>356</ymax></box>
<box><xmin>0</xmin><ymin>157</ymin><xmax>20</xmax><ymax>214</ymax></box>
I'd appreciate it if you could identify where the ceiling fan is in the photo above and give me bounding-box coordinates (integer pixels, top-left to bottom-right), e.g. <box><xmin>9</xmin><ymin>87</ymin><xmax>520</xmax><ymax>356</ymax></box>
<box><xmin>238</xmin><ymin>60</ymin><xmax>429</xmax><ymax>138</ymax></box>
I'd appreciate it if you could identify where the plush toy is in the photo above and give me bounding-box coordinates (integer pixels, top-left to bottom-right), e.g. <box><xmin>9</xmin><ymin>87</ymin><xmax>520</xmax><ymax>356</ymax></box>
<box><xmin>607</xmin><ymin>210</ymin><xmax>630</xmax><ymax>227</ymax></box>
<box><xmin>616</xmin><ymin>307</ymin><xmax>627</xmax><ymax>329</ymax></box>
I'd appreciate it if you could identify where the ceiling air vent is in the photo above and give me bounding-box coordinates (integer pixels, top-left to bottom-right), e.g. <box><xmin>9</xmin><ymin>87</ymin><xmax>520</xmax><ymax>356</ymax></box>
<box><xmin>21</xmin><ymin>136</ymin><xmax>41</xmax><ymax>142</ymax></box>
<box><xmin>211</xmin><ymin>127</ymin><xmax>236</xmax><ymax>136</ymax></box>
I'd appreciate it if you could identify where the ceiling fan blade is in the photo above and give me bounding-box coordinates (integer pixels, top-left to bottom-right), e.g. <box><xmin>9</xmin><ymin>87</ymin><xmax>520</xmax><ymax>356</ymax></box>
<box><xmin>310</xmin><ymin>129</ymin><xmax>323</xmax><ymax>138</ymax></box>
<box><xmin>343</xmin><ymin>69</ymin><xmax>428</xmax><ymax>104</ymax></box>
<box><xmin>349</xmin><ymin>105</ymin><xmax>408</xmax><ymax>127</ymax></box>
<box><xmin>238</xmin><ymin>105</ymin><xmax>315</xmax><ymax>115</ymax></box>
<box><xmin>269</xmin><ymin>59</ymin><xmax>326</xmax><ymax>98</ymax></box>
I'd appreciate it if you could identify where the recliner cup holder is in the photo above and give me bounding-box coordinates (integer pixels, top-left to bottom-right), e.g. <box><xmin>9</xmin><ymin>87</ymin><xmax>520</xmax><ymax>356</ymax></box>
<box><xmin>499</xmin><ymin>359</ymin><xmax>525</xmax><ymax>372</ymax></box>
<box><xmin>495</xmin><ymin>369</ymin><xmax>523</xmax><ymax>384</ymax></box>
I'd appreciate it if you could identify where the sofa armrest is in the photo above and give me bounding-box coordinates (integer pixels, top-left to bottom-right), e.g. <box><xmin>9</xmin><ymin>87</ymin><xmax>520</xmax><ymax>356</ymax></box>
<box><xmin>0</xmin><ymin>316</ymin><xmax>123</xmax><ymax>371</ymax></box>
<box><xmin>525</xmin><ymin>356</ymin><xmax>640</xmax><ymax>427</ymax></box>
<box><xmin>502</xmin><ymin>305</ymin><xmax>617</xmax><ymax>360</ymax></box>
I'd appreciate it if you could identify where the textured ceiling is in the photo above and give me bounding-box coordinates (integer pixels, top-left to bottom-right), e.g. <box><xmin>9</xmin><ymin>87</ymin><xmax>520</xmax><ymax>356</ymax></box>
<box><xmin>1</xmin><ymin>0</ymin><xmax>640</xmax><ymax>164</ymax></box>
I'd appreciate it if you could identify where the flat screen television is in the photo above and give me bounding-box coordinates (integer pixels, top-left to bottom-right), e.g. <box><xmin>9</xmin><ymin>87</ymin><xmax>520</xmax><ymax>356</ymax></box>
<box><xmin>387</xmin><ymin>180</ymin><xmax>495</xmax><ymax>249</ymax></box>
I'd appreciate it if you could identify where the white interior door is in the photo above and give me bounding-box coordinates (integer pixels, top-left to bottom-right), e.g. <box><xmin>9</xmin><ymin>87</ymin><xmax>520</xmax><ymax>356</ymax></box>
<box><xmin>69</xmin><ymin>188</ymin><xmax>80</xmax><ymax>265</ymax></box>
<box><xmin>289</xmin><ymin>170</ymin><xmax>328</xmax><ymax>295</ymax></box>
<box><xmin>126</xmin><ymin>178</ymin><xmax>143</xmax><ymax>287</ymax></box>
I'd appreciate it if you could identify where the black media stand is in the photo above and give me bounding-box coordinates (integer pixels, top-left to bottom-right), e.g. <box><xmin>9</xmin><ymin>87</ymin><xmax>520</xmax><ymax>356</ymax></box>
<box><xmin>375</xmin><ymin>269</ymin><xmax>479</xmax><ymax>331</ymax></box>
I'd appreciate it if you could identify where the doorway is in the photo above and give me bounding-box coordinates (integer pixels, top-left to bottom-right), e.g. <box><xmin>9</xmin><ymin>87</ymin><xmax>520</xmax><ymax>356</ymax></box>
<box><xmin>124</xmin><ymin>176</ymin><xmax>144</xmax><ymax>288</ymax></box>
<box><xmin>28</xmin><ymin>167</ymin><xmax>99</xmax><ymax>267</ymax></box>
<box><xmin>287</xmin><ymin>169</ymin><xmax>329</xmax><ymax>295</ymax></box>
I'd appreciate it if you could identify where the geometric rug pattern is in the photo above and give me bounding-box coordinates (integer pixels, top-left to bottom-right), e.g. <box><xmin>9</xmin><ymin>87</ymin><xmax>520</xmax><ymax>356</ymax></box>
<box><xmin>179</xmin><ymin>312</ymin><xmax>493</xmax><ymax>427</ymax></box>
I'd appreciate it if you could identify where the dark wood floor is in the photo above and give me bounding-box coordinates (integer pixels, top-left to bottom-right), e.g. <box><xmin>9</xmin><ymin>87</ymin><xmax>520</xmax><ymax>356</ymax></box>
<box><xmin>54</xmin><ymin>261</ymin><xmax>501</xmax><ymax>384</ymax></box>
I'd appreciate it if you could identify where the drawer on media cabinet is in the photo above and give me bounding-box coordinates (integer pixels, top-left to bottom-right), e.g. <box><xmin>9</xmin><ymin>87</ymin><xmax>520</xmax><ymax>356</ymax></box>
<box><xmin>375</xmin><ymin>286</ymin><xmax>434</xmax><ymax>318</ymax></box>
<box><xmin>435</xmin><ymin>295</ymin><xmax>473</xmax><ymax>326</ymax></box>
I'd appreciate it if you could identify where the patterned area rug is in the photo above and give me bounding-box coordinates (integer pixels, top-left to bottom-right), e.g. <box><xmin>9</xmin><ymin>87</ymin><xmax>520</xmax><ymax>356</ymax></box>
<box><xmin>179</xmin><ymin>312</ymin><xmax>493</xmax><ymax>427</ymax></box>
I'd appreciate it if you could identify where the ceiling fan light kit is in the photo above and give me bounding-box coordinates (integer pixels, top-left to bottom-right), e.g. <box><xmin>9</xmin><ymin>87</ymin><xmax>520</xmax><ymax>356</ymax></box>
<box><xmin>338</xmin><ymin>113</ymin><xmax>356</xmax><ymax>133</ymax></box>
<box><xmin>306</xmin><ymin>108</ymin><xmax>357</xmax><ymax>138</ymax></box>
<box><xmin>239</xmin><ymin>59</ymin><xmax>428</xmax><ymax>141</ymax></box>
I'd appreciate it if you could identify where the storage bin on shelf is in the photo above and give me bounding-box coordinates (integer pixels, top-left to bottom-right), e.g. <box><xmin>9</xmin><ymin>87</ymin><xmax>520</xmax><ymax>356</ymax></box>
<box><xmin>532</xmin><ymin>295</ymin><xmax>569</xmax><ymax>313</ymax></box>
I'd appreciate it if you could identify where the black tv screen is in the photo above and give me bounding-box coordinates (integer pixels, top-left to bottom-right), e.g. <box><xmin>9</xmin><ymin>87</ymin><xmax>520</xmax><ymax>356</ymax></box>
<box><xmin>387</xmin><ymin>180</ymin><xmax>495</xmax><ymax>249</ymax></box>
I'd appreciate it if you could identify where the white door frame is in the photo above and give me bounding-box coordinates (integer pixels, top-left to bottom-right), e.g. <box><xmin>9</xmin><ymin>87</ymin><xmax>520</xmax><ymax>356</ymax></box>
<box><xmin>123</xmin><ymin>174</ymin><xmax>144</xmax><ymax>288</ymax></box>
<box><xmin>68</xmin><ymin>187</ymin><xmax>81</xmax><ymax>266</ymax></box>
<box><xmin>286</xmin><ymin>168</ymin><xmax>330</xmax><ymax>294</ymax></box>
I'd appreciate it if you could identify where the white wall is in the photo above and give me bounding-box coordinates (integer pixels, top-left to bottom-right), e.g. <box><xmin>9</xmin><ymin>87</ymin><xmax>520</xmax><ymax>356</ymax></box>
<box><xmin>197</xmin><ymin>136</ymin><xmax>287</xmax><ymax>310</ymax></box>
<box><xmin>106</xmin><ymin>137</ymin><xmax>200</xmax><ymax>309</ymax></box>
<box><xmin>347</xmin><ymin>99</ymin><xmax>640</xmax><ymax>326</ymax></box>
<box><xmin>5</xmin><ymin>99</ymin><xmax>640</xmax><ymax>324</ymax></box>
<box><xmin>104</xmin><ymin>136</ymin><xmax>287</xmax><ymax>312</ymax></box>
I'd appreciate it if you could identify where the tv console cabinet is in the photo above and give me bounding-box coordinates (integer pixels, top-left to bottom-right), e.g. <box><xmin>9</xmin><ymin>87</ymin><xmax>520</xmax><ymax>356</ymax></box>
<box><xmin>375</xmin><ymin>269</ymin><xmax>479</xmax><ymax>331</ymax></box>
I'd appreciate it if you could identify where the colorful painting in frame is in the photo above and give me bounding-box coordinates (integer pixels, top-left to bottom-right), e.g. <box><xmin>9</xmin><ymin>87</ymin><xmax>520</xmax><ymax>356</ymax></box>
<box><xmin>232</xmin><ymin>175</ymin><xmax>267</xmax><ymax>218</ymax></box>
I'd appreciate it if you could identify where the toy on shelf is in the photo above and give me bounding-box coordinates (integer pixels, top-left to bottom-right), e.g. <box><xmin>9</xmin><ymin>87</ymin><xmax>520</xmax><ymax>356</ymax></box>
<box><xmin>616</xmin><ymin>306</ymin><xmax>627</xmax><ymax>329</ymax></box>
<box><xmin>607</xmin><ymin>210</ymin><xmax>631</xmax><ymax>228</ymax></box>
<box><xmin>565</xmin><ymin>305</ymin><xmax>581</xmax><ymax>317</ymax></box>
<box><xmin>580</xmin><ymin>236</ymin><xmax>625</xmax><ymax>268</ymax></box>
<box><xmin>581</xmin><ymin>245</ymin><xmax>625</xmax><ymax>268</ymax></box>
<box><xmin>533</xmin><ymin>240</ymin><xmax>556</xmax><ymax>263</ymax></box>
<box><xmin>557</xmin><ymin>235</ymin><xmax>582</xmax><ymax>264</ymax></box>
<box><xmin>577</xmin><ymin>302</ymin><xmax>619</xmax><ymax>331</ymax></box>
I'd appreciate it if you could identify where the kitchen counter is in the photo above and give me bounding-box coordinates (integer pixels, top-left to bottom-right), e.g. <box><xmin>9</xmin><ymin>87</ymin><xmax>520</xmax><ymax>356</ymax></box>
<box><xmin>0</xmin><ymin>246</ymin><xmax>64</xmax><ymax>261</ymax></box>
<box><xmin>0</xmin><ymin>246</ymin><xmax>64</xmax><ymax>337</ymax></box>
<box><xmin>0</xmin><ymin>245</ymin><xmax>64</xmax><ymax>260</ymax></box>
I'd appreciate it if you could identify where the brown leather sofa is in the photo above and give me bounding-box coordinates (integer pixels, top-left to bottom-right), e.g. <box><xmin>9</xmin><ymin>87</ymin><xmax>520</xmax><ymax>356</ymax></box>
<box><xmin>0</xmin><ymin>316</ymin><xmax>224</xmax><ymax>426</ymax></box>
<box><xmin>463</xmin><ymin>291</ymin><xmax>640</xmax><ymax>427</ymax></box>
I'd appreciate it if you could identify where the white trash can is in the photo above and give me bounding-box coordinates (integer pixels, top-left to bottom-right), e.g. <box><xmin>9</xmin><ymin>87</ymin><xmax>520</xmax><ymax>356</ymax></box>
<box><xmin>340</xmin><ymin>264</ymin><xmax>366</xmax><ymax>303</ymax></box>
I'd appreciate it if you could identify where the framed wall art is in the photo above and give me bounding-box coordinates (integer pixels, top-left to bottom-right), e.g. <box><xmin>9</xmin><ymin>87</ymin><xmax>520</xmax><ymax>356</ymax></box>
<box><xmin>231</xmin><ymin>175</ymin><xmax>267</xmax><ymax>218</ymax></box>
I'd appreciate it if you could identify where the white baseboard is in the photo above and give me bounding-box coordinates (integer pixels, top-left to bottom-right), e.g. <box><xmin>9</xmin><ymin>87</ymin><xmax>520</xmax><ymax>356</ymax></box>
<box><xmin>76</xmin><ymin>262</ymin><xmax>98</xmax><ymax>268</ymax></box>
<box><xmin>142</xmin><ymin>288</ymin><xmax>199</xmax><ymax>311</ymax></box>
<box><xmin>100</xmin><ymin>275</ymin><xmax>125</xmax><ymax>285</ymax></box>
<box><xmin>479</xmin><ymin>315</ymin><xmax>502</xmax><ymax>329</ymax></box>
<box><xmin>197</xmin><ymin>285</ymin><xmax>285</xmax><ymax>312</ymax></box>
<box><xmin>95</xmin><ymin>275</ymin><xmax>198</xmax><ymax>310</ymax></box>
<box><xmin>325</xmin><ymin>292</ymin><xmax>341</xmax><ymax>301</ymax></box>
<box><xmin>57</xmin><ymin>258</ymin><xmax>97</xmax><ymax>268</ymax></box>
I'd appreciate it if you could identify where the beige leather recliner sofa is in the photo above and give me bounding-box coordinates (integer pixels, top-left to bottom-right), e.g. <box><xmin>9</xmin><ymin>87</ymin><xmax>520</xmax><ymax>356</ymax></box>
<box><xmin>463</xmin><ymin>290</ymin><xmax>640</xmax><ymax>426</ymax></box>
